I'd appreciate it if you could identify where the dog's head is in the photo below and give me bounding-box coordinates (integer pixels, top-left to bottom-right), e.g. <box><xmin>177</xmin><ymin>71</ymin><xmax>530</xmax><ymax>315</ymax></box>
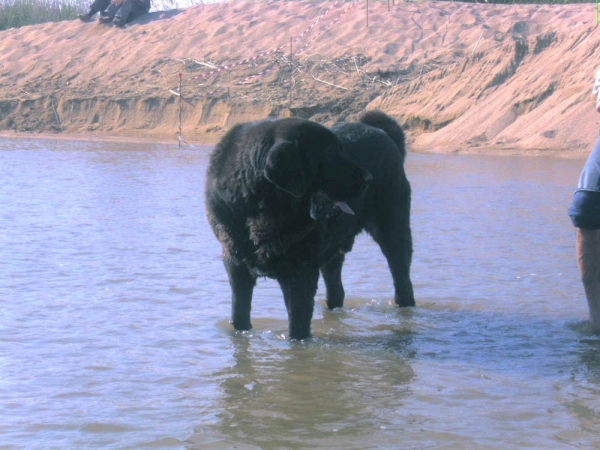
<box><xmin>263</xmin><ymin>119</ymin><xmax>371</xmax><ymax>206</ymax></box>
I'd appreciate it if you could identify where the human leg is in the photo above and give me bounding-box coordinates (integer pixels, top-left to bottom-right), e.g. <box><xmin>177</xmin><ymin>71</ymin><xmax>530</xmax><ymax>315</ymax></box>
<box><xmin>569</xmin><ymin>135</ymin><xmax>600</xmax><ymax>327</ymax></box>
<box><xmin>112</xmin><ymin>0</ymin><xmax>132</xmax><ymax>25</ymax></box>
<box><xmin>114</xmin><ymin>0</ymin><xmax>149</xmax><ymax>24</ymax></box>
<box><xmin>78</xmin><ymin>0</ymin><xmax>110</xmax><ymax>20</ymax></box>
<box><xmin>576</xmin><ymin>228</ymin><xmax>600</xmax><ymax>327</ymax></box>
<box><xmin>98</xmin><ymin>2</ymin><xmax>120</xmax><ymax>22</ymax></box>
<box><xmin>570</xmin><ymin>190</ymin><xmax>600</xmax><ymax>327</ymax></box>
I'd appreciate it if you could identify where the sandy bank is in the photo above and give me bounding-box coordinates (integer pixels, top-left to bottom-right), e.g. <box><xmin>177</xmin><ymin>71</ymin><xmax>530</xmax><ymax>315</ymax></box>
<box><xmin>1</xmin><ymin>1</ymin><xmax>599</xmax><ymax>156</ymax></box>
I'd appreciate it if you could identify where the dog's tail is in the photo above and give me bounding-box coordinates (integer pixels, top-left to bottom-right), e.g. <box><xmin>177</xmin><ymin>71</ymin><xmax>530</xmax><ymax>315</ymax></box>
<box><xmin>359</xmin><ymin>110</ymin><xmax>407</xmax><ymax>163</ymax></box>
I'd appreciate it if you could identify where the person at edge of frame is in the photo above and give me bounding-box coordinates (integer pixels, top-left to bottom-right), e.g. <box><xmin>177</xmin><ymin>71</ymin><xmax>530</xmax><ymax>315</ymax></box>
<box><xmin>77</xmin><ymin>0</ymin><xmax>150</xmax><ymax>27</ymax></box>
<box><xmin>568</xmin><ymin>69</ymin><xmax>600</xmax><ymax>329</ymax></box>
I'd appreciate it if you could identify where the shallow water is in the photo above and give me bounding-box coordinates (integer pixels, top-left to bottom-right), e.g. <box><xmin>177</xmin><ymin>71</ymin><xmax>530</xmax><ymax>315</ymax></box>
<box><xmin>1</xmin><ymin>138</ymin><xmax>599</xmax><ymax>449</ymax></box>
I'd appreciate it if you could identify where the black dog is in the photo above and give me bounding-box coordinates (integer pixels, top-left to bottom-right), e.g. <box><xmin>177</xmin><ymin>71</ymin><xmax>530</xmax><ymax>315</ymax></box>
<box><xmin>205</xmin><ymin>111</ymin><xmax>414</xmax><ymax>339</ymax></box>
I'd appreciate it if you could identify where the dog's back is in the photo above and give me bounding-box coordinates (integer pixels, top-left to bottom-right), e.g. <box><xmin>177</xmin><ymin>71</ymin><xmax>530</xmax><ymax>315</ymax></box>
<box><xmin>358</xmin><ymin>111</ymin><xmax>406</xmax><ymax>164</ymax></box>
<box><xmin>332</xmin><ymin>111</ymin><xmax>407</xmax><ymax>184</ymax></box>
<box><xmin>329</xmin><ymin>110</ymin><xmax>414</xmax><ymax>311</ymax></box>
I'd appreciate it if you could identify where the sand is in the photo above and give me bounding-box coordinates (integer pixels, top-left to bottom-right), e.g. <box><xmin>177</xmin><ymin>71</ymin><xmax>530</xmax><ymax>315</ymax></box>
<box><xmin>1</xmin><ymin>0</ymin><xmax>599</xmax><ymax>156</ymax></box>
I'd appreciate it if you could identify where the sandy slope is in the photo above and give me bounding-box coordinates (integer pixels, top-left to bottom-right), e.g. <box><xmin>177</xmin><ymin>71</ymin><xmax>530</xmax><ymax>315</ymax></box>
<box><xmin>1</xmin><ymin>0</ymin><xmax>599</xmax><ymax>155</ymax></box>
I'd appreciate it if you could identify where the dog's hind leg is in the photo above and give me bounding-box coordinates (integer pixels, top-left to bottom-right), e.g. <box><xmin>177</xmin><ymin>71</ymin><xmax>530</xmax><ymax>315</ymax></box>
<box><xmin>225</xmin><ymin>260</ymin><xmax>257</xmax><ymax>332</ymax></box>
<box><xmin>321</xmin><ymin>252</ymin><xmax>346</xmax><ymax>309</ymax></box>
<box><xmin>368</xmin><ymin>189</ymin><xmax>415</xmax><ymax>308</ymax></box>
<box><xmin>277</xmin><ymin>266</ymin><xmax>320</xmax><ymax>340</ymax></box>
<box><xmin>383</xmin><ymin>239</ymin><xmax>415</xmax><ymax>308</ymax></box>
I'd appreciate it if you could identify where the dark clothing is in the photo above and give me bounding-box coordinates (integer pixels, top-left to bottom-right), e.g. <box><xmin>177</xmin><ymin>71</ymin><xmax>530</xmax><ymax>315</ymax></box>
<box><xmin>569</xmin><ymin>135</ymin><xmax>600</xmax><ymax>229</ymax></box>
<box><xmin>86</xmin><ymin>0</ymin><xmax>110</xmax><ymax>17</ymax></box>
<box><xmin>86</xmin><ymin>0</ymin><xmax>149</xmax><ymax>22</ymax></box>
<box><xmin>103</xmin><ymin>0</ymin><xmax>150</xmax><ymax>22</ymax></box>
<box><xmin>576</xmin><ymin>135</ymin><xmax>600</xmax><ymax>192</ymax></box>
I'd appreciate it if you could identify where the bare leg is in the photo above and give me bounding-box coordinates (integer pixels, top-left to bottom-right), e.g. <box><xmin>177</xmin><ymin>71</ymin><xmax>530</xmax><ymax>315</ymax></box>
<box><xmin>576</xmin><ymin>228</ymin><xmax>600</xmax><ymax>327</ymax></box>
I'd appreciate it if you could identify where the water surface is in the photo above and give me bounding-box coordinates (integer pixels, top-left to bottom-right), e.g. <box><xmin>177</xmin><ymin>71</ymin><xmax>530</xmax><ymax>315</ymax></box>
<box><xmin>1</xmin><ymin>138</ymin><xmax>599</xmax><ymax>449</ymax></box>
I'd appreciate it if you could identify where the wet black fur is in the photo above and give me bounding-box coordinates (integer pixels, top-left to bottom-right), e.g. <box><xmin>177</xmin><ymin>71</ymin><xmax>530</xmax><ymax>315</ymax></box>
<box><xmin>205</xmin><ymin>111</ymin><xmax>414</xmax><ymax>340</ymax></box>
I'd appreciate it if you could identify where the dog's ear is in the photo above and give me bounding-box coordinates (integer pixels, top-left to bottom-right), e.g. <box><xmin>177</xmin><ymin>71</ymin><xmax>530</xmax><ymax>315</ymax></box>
<box><xmin>264</xmin><ymin>141</ymin><xmax>313</xmax><ymax>198</ymax></box>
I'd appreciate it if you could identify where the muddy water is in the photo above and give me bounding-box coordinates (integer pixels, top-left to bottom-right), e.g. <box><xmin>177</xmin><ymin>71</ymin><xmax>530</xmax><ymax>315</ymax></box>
<box><xmin>1</xmin><ymin>138</ymin><xmax>599</xmax><ymax>449</ymax></box>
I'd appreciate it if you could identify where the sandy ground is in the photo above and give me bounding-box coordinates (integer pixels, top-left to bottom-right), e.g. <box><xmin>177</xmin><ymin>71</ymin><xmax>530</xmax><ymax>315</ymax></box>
<box><xmin>1</xmin><ymin>0</ymin><xmax>600</xmax><ymax>156</ymax></box>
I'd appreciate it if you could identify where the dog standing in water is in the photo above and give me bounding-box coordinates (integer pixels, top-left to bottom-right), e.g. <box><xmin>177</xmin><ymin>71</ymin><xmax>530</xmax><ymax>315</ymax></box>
<box><xmin>205</xmin><ymin>111</ymin><xmax>414</xmax><ymax>339</ymax></box>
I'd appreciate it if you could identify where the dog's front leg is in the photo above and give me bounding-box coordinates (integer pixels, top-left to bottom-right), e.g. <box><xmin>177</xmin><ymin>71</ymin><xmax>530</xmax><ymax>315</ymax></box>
<box><xmin>277</xmin><ymin>266</ymin><xmax>319</xmax><ymax>340</ymax></box>
<box><xmin>224</xmin><ymin>258</ymin><xmax>256</xmax><ymax>332</ymax></box>
<box><xmin>321</xmin><ymin>252</ymin><xmax>346</xmax><ymax>309</ymax></box>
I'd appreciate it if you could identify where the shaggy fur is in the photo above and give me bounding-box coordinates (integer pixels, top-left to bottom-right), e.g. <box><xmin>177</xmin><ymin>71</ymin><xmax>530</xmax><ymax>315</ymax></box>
<box><xmin>205</xmin><ymin>111</ymin><xmax>414</xmax><ymax>340</ymax></box>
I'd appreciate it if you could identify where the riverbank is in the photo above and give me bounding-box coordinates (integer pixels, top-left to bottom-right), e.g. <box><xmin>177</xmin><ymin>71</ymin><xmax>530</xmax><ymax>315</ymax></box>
<box><xmin>1</xmin><ymin>1</ymin><xmax>599</xmax><ymax>156</ymax></box>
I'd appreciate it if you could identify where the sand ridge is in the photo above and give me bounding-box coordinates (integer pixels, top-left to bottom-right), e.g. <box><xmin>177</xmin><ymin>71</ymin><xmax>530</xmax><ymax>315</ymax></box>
<box><xmin>0</xmin><ymin>0</ymin><xmax>599</xmax><ymax>156</ymax></box>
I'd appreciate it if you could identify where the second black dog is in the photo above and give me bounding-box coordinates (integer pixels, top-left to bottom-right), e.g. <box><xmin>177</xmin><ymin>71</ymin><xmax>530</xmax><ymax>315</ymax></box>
<box><xmin>326</xmin><ymin>110</ymin><xmax>414</xmax><ymax>311</ymax></box>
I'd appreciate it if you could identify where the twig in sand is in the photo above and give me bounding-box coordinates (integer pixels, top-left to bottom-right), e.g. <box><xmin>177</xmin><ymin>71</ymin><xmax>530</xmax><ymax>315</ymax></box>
<box><xmin>169</xmin><ymin>88</ymin><xmax>195</xmax><ymax>106</ymax></box>
<box><xmin>310</xmin><ymin>72</ymin><xmax>350</xmax><ymax>91</ymax></box>
<box><xmin>472</xmin><ymin>30</ymin><xmax>484</xmax><ymax>55</ymax></box>
<box><xmin>191</xmin><ymin>59</ymin><xmax>219</xmax><ymax>69</ymax></box>
<box><xmin>353</xmin><ymin>56</ymin><xmax>368</xmax><ymax>80</ymax></box>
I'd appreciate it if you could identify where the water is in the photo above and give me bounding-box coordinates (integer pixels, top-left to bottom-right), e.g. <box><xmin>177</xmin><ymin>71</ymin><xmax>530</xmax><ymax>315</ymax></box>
<box><xmin>1</xmin><ymin>137</ymin><xmax>599</xmax><ymax>449</ymax></box>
